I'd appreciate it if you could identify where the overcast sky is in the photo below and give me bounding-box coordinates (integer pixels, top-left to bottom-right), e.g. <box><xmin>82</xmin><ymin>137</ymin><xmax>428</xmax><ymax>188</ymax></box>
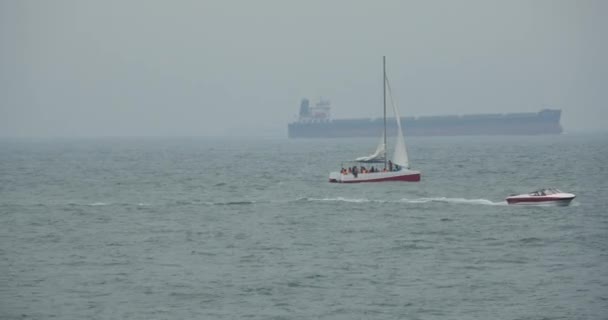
<box><xmin>1</xmin><ymin>0</ymin><xmax>606</xmax><ymax>137</ymax></box>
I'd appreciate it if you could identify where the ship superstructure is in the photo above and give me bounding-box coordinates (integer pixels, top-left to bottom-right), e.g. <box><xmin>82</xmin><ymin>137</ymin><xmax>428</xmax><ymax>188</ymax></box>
<box><xmin>296</xmin><ymin>98</ymin><xmax>331</xmax><ymax>123</ymax></box>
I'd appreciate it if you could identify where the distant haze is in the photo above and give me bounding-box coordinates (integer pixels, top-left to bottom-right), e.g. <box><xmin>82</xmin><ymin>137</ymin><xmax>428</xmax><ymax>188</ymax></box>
<box><xmin>1</xmin><ymin>0</ymin><xmax>606</xmax><ymax>137</ymax></box>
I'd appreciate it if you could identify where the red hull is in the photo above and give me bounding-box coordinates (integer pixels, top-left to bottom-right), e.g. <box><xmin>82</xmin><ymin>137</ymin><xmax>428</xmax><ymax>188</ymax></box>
<box><xmin>329</xmin><ymin>173</ymin><xmax>421</xmax><ymax>183</ymax></box>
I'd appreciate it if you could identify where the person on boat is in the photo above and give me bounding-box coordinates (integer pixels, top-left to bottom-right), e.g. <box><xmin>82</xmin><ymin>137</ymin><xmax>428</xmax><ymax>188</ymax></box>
<box><xmin>352</xmin><ymin>166</ymin><xmax>358</xmax><ymax>178</ymax></box>
<box><xmin>388</xmin><ymin>160</ymin><xmax>393</xmax><ymax>172</ymax></box>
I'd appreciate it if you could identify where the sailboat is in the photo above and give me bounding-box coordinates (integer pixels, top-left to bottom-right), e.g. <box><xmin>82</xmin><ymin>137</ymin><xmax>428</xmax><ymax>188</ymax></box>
<box><xmin>328</xmin><ymin>57</ymin><xmax>421</xmax><ymax>183</ymax></box>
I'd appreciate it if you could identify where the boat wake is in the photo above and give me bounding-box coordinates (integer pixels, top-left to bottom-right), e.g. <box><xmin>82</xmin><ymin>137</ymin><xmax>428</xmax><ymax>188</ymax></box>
<box><xmin>305</xmin><ymin>197</ymin><xmax>507</xmax><ymax>206</ymax></box>
<box><xmin>400</xmin><ymin>197</ymin><xmax>507</xmax><ymax>206</ymax></box>
<box><xmin>59</xmin><ymin>197</ymin><xmax>510</xmax><ymax>208</ymax></box>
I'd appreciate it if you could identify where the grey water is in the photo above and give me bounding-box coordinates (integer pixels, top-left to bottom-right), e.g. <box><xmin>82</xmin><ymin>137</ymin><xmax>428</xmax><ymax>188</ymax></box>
<box><xmin>1</xmin><ymin>134</ymin><xmax>607</xmax><ymax>319</ymax></box>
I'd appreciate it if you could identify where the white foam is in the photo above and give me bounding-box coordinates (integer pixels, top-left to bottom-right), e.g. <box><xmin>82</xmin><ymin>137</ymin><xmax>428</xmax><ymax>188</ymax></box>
<box><xmin>88</xmin><ymin>202</ymin><xmax>109</xmax><ymax>206</ymax></box>
<box><xmin>307</xmin><ymin>197</ymin><xmax>371</xmax><ymax>203</ymax></box>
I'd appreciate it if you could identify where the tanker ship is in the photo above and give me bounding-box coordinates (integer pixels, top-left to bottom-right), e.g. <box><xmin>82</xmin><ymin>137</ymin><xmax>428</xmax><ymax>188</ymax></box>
<box><xmin>287</xmin><ymin>98</ymin><xmax>563</xmax><ymax>138</ymax></box>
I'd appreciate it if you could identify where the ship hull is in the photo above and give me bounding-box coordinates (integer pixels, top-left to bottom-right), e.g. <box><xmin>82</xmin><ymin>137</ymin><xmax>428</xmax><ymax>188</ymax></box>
<box><xmin>289</xmin><ymin>109</ymin><xmax>562</xmax><ymax>138</ymax></box>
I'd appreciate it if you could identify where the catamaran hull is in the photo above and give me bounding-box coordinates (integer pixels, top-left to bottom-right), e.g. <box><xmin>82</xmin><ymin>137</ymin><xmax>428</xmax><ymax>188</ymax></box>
<box><xmin>329</xmin><ymin>170</ymin><xmax>421</xmax><ymax>183</ymax></box>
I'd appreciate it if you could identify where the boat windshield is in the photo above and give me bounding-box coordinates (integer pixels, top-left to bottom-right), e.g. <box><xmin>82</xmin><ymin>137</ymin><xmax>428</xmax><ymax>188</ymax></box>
<box><xmin>532</xmin><ymin>188</ymin><xmax>562</xmax><ymax>195</ymax></box>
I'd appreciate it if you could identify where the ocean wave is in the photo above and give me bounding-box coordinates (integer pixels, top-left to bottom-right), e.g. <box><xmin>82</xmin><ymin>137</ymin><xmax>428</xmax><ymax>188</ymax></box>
<box><xmin>87</xmin><ymin>202</ymin><xmax>154</xmax><ymax>207</ymax></box>
<box><xmin>305</xmin><ymin>197</ymin><xmax>372</xmax><ymax>203</ymax></box>
<box><xmin>210</xmin><ymin>200</ymin><xmax>260</xmax><ymax>206</ymax></box>
<box><xmin>88</xmin><ymin>202</ymin><xmax>110</xmax><ymax>206</ymax></box>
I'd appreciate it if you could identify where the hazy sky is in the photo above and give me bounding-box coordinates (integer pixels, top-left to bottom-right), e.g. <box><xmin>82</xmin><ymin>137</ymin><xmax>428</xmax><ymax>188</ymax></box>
<box><xmin>1</xmin><ymin>0</ymin><xmax>606</xmax><ymax>137</ymax></box>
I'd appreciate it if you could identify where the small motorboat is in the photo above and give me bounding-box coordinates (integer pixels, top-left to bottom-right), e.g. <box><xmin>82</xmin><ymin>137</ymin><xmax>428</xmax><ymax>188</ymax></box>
<box><xmin>506</xmin><ymin>188</ymin><xmax>575</xmax><ymax>206</ymax></box>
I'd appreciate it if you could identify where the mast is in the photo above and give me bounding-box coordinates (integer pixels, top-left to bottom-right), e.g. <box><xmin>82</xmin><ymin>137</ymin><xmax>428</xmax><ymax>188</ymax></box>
<box><xmin>383</xmin><ymin>56</ymin><xmax>387</xmax><ymax>170</ymax></box>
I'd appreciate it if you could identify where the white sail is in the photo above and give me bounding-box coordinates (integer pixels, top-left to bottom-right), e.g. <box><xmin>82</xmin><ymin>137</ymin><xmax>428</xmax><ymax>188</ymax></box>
<box><xmin>355</xmin><ymin>134</ymin><xmax>385</xmax><ymax>162</ymax></box>
<box><xmin>391</xmin><ymin>106</ymin><xmax>409</xmax><ymax>168</ymax></box>
<box><xmin>387</xmin><ymin>79</ymin><xmax>410</xmax><ymax>168</ymax></box>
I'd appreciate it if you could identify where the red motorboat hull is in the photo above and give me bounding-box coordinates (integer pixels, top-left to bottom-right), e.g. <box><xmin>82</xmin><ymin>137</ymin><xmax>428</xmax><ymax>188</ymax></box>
<box><xmin>506</xmin><ymin>196</ymin><xmax>575</xmax><ymax>206</ymax></box>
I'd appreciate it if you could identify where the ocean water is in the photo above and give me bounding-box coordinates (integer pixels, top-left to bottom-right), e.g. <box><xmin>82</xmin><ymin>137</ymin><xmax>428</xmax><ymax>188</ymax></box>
<box><xmin>1</xmin><ymin>134</ymin><xmax>607</xmax><ymax>319</ymax></box>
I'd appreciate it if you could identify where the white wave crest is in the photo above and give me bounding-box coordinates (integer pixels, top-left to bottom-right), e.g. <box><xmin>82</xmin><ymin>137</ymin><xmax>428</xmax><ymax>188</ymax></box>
<box><xmin>88</xmin><ymin>202</ymin><xmax>109</xmax><ymax>206</ymax></box>
<box><xmin>307</xmin><ymin>197</ymin><xmax>372</xmax><ymax>203</ymax></box>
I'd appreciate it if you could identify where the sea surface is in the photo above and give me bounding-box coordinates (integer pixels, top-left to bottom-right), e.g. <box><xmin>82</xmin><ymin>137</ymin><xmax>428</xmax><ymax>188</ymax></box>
<box><xmin>1</xmin><ymin>134</ymin><xmax>607</xmax><ymax>319</ymax></box>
